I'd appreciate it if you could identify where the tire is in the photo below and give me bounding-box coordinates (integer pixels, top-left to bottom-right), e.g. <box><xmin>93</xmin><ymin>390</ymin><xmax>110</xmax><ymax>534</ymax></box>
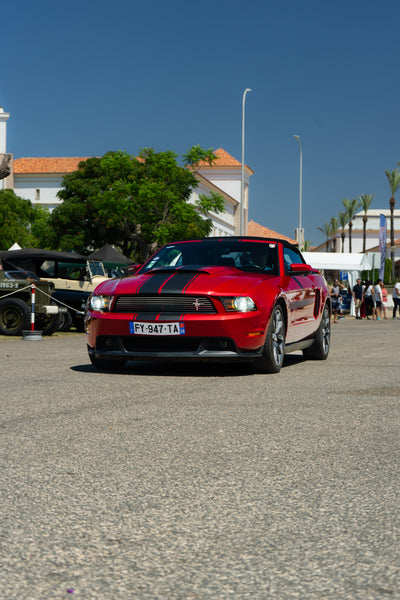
<box><xmin>302</xmin><ymin>303</ymin><xmax>331</xmax><ymax>360</ymax></box>
<box><xmin>254</xmin><ymin>304</ymin><xmax>286</xmax><ymax>373</ymax></box>
<box><xmin>36</xmin><ymin>313</ymin><xmax>63</xmax><ymax>336</ymax></box>
<box><xmin>57</xmin><ymin>309</ymin><xmax>73</xmax><ymax>332</ymax></box>
<box><xmin>0</xmin><ymin>297</ymin><xmax>31</xmax><ymax>336</ymax></box>
<box><xmin>73</xmin><ymin>315</ymin><xmax>85</xmax><ymax>332</ymax></box>
<box><xmin>88</xmin><ymin>346</ymin><xmax>127</xmax><ymax>371</ymax></box>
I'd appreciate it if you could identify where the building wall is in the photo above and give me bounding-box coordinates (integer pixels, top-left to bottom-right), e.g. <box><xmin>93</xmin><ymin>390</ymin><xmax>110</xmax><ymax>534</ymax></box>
<box><xmin>189</xmin><ymin>179</ymin><xmax>237</xmax><ymax>236</ymax></box>
<box><xmin>13</xmin><ymin>175</ymin><xmax>64</xmax><ymax>211</ymax></box>
<box><xmin>319</xmin><ymin>209</ymin><xmax>400</xmax><ymax>255</ymax></box>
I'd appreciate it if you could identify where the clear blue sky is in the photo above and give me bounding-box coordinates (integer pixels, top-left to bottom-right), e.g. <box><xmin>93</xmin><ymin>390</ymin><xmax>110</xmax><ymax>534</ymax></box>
<box><xmin>3</xmin><ymin>0</ymin><xmax>400</xmax><ymax>245</ymax></box>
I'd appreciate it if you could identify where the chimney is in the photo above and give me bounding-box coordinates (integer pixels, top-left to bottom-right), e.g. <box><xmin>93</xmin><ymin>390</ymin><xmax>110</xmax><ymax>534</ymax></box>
<box><xmin>0</xmin><ymin>106</ymin><xmax>10</xmax><ymax>154</ymax></box>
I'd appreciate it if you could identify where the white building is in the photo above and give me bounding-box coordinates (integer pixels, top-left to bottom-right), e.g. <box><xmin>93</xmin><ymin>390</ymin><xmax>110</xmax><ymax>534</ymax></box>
<box><xmin>314</xmin><ymin>208</ymin><xmax>400</xmax><ymax>269</ymax></box>
<box><xmin>1</xmin><ymin>107</ymin><xmax>253</xmax><ymax>237</ymax></box>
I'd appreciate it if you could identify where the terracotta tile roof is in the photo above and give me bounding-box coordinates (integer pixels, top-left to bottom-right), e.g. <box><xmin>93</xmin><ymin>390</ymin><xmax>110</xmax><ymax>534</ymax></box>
<box><xmin>247</xmin><ymin>220</ymin><xmax>297</xmax><ymax>245</ymax></box>
<box><xmin>210</xmin><ymin>148</ymin><xmax>242</xmax><ymax>167</ymax></box>
<box><xmin>13</xmin><ymin>157</ymin><xmax>89</xmax><ymax>174</ymax></box>
<box><xmin>196</xmin><ymin>148</ymin><xmax>254</xmax><ymax>173</ymax></box>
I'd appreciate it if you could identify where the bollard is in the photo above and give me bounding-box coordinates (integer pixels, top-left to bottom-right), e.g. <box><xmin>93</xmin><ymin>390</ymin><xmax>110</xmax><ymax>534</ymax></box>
<box><xmin>22</xmin><ymin>282</ymin><xmax>43</xmax><ymax>340</ymax></box>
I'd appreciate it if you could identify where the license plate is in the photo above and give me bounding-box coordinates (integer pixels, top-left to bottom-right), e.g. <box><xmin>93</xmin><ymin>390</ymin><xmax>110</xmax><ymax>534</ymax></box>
<box><xmin>129</xmin><ymin>321</ymin><xmax>185</xmax><ymax>336</ymax></box>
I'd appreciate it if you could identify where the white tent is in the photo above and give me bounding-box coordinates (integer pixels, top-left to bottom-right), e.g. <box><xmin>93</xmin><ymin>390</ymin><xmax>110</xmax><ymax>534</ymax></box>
<box><xmin>302</xmin><ymin>252</ymin><xmax>374</xmax><ymax>316</ymax></box>
<box><xmin>302</xmin><ymin>252</ymin><xmax>372</xmax><ymax>272</ymax></box>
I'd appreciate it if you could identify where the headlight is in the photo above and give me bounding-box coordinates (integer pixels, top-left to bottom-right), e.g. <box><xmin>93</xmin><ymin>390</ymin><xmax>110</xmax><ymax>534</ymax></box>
<box><xmin>220</xmin><ymin>296</ymin><xmax>257</xmax><ymax>312</ymax></box>
<box><xmin>90</xmin><ymin>295</ymin><xmax>112</xmax><ymax>312</ymax></box>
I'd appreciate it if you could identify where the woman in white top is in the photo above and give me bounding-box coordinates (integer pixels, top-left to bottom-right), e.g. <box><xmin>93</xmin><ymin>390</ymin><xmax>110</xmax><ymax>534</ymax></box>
<box><xmin>374</xmin><ymin>279</ymin><xmax>383</xmax><ymax>320</ymax></box>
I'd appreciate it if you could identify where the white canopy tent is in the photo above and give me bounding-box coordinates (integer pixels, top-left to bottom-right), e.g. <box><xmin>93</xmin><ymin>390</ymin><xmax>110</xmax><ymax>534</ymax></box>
<box><xmin>302</xmin><ymin>252</ymin><xmax>374</xmax><ymax>316</ymax></box>
<box><xmin>302</xmin><ymin>252</ymin><xmax>373</xmax><ymax>274</ymax></box>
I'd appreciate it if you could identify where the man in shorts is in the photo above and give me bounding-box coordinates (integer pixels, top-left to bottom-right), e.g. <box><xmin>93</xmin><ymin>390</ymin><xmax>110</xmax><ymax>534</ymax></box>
<box><xmin>352</xmin><ymin>277</ymin><xmax>363</xmax><ymax>319</ymax></box>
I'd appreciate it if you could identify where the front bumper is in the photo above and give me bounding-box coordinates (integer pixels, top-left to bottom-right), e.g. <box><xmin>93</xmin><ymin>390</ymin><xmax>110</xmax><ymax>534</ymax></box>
<box><xmin>88</xmin><ymin>333</ymin><xmax>264</xmax><ymax>362</ymax></box>
<box><xmin>86</xmin><ymin>309</ymin><xmax>268</xmax><ymax>362</ymax></box>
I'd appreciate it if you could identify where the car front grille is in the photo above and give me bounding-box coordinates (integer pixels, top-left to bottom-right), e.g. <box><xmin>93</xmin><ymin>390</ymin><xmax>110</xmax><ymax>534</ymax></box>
<box><xmin>113</xmin><ymin>295</ymin><xmax>216</xmax><ymax>314</ymax></box>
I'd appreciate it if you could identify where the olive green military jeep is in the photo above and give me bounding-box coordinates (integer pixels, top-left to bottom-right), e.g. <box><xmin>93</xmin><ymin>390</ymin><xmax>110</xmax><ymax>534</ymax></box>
<box><xmin>0</xmin><ymin>262</ymin><xmax>60</xmax><ymax>336</ymax></box>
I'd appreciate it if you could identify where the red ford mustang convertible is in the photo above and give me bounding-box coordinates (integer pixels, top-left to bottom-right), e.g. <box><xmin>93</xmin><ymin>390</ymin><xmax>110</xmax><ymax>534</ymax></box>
<box><xmin>85</xmin><ymin>237</ymin><xmax>331</xmax><ymax>373</ymax></box>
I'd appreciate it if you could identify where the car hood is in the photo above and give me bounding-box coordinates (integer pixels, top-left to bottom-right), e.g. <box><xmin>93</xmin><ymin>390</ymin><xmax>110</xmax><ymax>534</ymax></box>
<box><xmin>93</xmin><ymin>266</ymin><xmax>271</xmax><ymax>297</ymax></box>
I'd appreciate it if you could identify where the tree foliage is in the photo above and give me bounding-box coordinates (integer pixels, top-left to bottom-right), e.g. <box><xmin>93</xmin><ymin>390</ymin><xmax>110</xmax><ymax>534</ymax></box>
<box><xmin>49</xmin><ymin>148</ymin><xmax>225</xmax><ymax>261</ymax></box>
<box><xmin>0</xmin><ymin>189</ymin><xmax>50</xmax><ymax>250</ymax></box>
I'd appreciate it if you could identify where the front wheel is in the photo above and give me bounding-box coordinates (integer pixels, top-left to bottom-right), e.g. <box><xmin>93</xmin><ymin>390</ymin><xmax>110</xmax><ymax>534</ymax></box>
<box><xmin>0</xmin><ymin>298</ymin><xmax>31</xmax><ymax>336</ymax></box>
<box><xmin>302</xmin><ymin>304</ymin><xmax>331</xmax><ymax>360</ymax></box>
<box><xmin>254</xmin><ymin>304</ymin><xmax>286</xmax><ymax>373</ymax></box>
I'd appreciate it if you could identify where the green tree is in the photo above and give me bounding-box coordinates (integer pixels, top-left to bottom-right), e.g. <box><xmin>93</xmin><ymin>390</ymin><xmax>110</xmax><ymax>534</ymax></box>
<box><xmin>0</xmin><ymin>189</ymin><xmax>49</xmax><ymax>250</ymax></box>
<box><xmin>318</xmin><ymin>222</ymin><xmax>332</xmax><ymax>252</ymax></box>
<box><xmin>338</xmin><ymin>210</ymin><xmax>348</xmax><ymax>253</ymax></box>
<box><xmin>358</xmin><ymin>193</ymin><xmax>375</xmax><ymax>253</ymax></box>
<box><xmin>50</xmin><ymin>148</ymin><xmax>225</xmax><ymax>261</ymax></box>
<box><xmin>342</xmin><ymin>198</ymin><xmax>360</xmax><ymax>253</ymax></box>
<box><xmin>385</xmin><ymin>168</ymin><xmax>400</xmax><ymax>280</ymax></box>
<box><xmin>329</xmin><ymin>217</ymin><xmax>339</xmax><ymax>252</ymax></box>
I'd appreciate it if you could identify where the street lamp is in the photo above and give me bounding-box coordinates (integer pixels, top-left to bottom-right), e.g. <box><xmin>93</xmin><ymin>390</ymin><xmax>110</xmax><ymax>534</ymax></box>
<box><xmin>294</xmin><ymin>135</ymin><xmax>303</xmax><ymax>248</ymax></box>
<box><xmin>240</xmin><ymin>88</ymin><xmax>251</xmax><ymax>236</ymax></box>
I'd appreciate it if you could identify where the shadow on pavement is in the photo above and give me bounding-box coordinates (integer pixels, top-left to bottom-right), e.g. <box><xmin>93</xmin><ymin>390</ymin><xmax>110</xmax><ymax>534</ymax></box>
<box><xmin>71</xmin><ymin>353</ymin><xmax>306</xmax><ymax>377</ymax></box>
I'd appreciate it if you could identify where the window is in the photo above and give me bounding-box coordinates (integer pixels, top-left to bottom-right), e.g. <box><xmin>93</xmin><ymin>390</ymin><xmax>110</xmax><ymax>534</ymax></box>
<box><xmin>35</xmin><ymin>188</ymin><xmax>40</xmax><ymax>200</ymax></box>
<box><xmin>283</xmin><ymin>247</ymin><xmax>303</xmax><ymax>274</ymax></box>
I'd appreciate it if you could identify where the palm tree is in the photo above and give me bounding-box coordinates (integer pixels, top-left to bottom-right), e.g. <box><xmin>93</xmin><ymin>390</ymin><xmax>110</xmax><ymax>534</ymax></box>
<box><xmin>318</xmin><ymin>222</ymin><xmax>332</xmax><ymax>252</ymax></box>
<box><xmin>386</xmin><ymin>168</ymin><xmax>400</xmax><ymax>280</ymax></box>
<box><xmin>329</xmin><ymin>217</ymin><xmax>339</xmax><ymax>252</ymax></box>
<box><xmin>358</xmin><ymin>194</ymin><xmax>375</xmax><ymax>253</ymax></box>
<box><xmin>338</xmin><ymin>210</ymin><xmax>348</xmax><ymax>253</ymax></box>
<box><xmin>342</xmin><ymin>198</ymin><xmax>360</xmax><ymax>253</ymax></box>
<box><xmin>302</xmin><ymin>239</ymin><xmax>312</xmax><ymax>251</ymax></box>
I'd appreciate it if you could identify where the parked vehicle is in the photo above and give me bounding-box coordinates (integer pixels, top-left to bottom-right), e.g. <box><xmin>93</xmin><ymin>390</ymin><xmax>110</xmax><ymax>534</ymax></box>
<box><xmin>86</xmin><ymin>237</ymin><xmax>331</xmax><ymax>372</ymax></box>
<box><xmin>0</xmin><ymin>249</ymin><xmax>109</xmax><ymax>331</ymax></box>
<box><xmin>0</xmin><ymin>261</ymin><xmax>60</xmax><ymax>336</ymax></box>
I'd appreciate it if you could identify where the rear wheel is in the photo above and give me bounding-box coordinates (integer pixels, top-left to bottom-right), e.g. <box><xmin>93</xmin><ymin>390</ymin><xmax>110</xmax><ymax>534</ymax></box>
<box><xmin>36</xmin><ymin>310</ymin><xmax>62</xmax><ymax>336</ymax></box>
<box><xmin>88</xmin><ymin>346</ymin><xmax>127</xmax><ymax>371</ymax></box>
<box><xmin>0</xmin><ymin>298</ymin><xmax>31</xmax><ymax>336</ymax></box>
<box><xmin>254</xmin><ymin>304</ymin><xmax>286</xmax><ymax>373</ymax></box>
<box><xmin>57</xmin><ymin>309</ymin><xmax>73</xmax><ymax>332</ymax></box>
<box><xmin>302</xmin><ymin>304</ymin><xmax>330</xmax><ymax>360</ymax></box>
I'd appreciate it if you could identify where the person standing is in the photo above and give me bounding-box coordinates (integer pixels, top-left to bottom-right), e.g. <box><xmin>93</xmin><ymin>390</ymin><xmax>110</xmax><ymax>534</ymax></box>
<box><xmin>381</xmin><ymin>282</ymin><xmax>389</xmax><ymax>319</ymax></box>
<box><xmin>352</xmin><ymin>277</ymin><xmax>363</xmax><ymax>319</ymax></box>
<box><xmin>330</xmin><ymin>278</ymin><xmax>345</xmax><ymax>323</ymax></box>
<box><xmin>374</xmin><ymin>279</ymin><xmax>383</xmax><ymax>320</ymax></box>
<box><xmin>363</xmin><ymin>280</ymin><xmax>376</xmax><ymax>320</ymax></box>
<box><xmin>393</xmin><ymin>280</ymin><xmax>400</xmax><ymax>319</ymax></box>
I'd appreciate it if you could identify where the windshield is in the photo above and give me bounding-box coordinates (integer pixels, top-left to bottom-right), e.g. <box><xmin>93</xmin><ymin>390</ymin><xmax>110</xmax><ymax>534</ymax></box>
<box><xmin>87</xmin><ymin>260</ymin><xmax>107</xmax><ymax>278</ymax></box>
<box><xmin>141</xmin><ymin>240</ymin><xmax>279</xmax><ymax>275</ymax></box>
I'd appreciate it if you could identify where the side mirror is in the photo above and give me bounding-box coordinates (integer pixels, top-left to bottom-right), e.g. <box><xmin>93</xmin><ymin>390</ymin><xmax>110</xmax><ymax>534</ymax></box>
<box><xmin>290</xmin><ymin>263</ymin><xmax>313</xmax><ymax>273</ymax></box>
<box><xmin>127</xmin><ymin>264</ymin><xmax>142</xmax><ymax>276</ymax></box>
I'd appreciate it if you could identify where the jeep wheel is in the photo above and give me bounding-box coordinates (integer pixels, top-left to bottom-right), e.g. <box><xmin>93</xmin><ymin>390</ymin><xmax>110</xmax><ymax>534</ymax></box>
<box><xmin>0</xmin><ymin>298</ymin><xmax>31</xmax><ymax>336</ymax></box>
<box><xmin>36</xmin><ymin>313</ymin><xmax>62</xmax><ymax>336</ymax></box>
<box><xmin>57</xmin><ymin>309</ymin><xmax>73</xmax><ymax>332</ymax></box>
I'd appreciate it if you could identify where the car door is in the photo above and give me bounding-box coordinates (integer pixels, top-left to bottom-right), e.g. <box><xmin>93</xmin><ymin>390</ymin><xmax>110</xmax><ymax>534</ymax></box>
<box><xmin>282</xmin><ymin>246</ymin><xmax>316</xmax><ymax>342</ymax></box>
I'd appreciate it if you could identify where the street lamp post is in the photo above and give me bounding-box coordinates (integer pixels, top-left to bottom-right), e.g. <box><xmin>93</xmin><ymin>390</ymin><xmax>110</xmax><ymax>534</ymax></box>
<box><xmin>240</xmin><ymin>88</ymin><xmax>251</xmax><ymax>236</ymax></box>
<box><xmin>294</xmin><ymin>135</ymin><xmax>303</xmax><ymax>248</ymax></box>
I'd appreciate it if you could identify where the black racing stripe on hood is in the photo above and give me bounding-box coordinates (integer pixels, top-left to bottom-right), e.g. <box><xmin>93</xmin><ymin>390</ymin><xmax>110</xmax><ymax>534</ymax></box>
<box><xmin>161</xmin><ymin>271</ymin><xmax>200</xmax><ymax>293</ymax></box>
<box><xmin>136</xmin><ymin>271</ymin><xmax>176</xmax><ymax>294</ymax></box>
<box><xmin>137</xmin><ymin>270</ymin><xmax>201</xmax><ymax>295</ymax></box>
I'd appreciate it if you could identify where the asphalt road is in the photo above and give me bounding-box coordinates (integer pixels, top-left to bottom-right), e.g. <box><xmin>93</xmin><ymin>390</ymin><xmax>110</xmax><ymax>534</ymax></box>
<box><xmin>1</xmin><ymin>319</ymin><xmax>400</xmax><ymax>599</ymax></box>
